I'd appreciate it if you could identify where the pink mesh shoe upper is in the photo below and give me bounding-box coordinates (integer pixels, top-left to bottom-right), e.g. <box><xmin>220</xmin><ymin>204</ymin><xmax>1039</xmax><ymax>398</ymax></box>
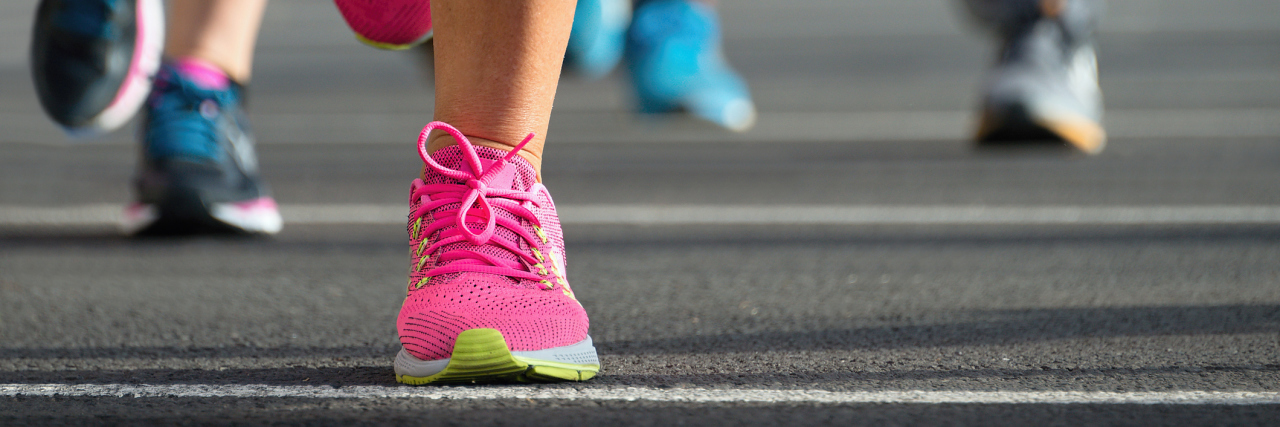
<box><xmin>398</xmin><ymin>122</ymin><xmax>587</xmax><ymax>361</ymax></box>
<box><xmin>334</xmin><ymin>0</ymin><xmax>433</xmax><ymax>46</ymax></box>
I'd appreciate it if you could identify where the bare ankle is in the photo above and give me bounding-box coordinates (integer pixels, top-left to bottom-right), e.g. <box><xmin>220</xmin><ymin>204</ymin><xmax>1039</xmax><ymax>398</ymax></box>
<box><xmin>425</xmin><ymin>131</ymin><xmax>543</xmax><ymax>179</ymax></box>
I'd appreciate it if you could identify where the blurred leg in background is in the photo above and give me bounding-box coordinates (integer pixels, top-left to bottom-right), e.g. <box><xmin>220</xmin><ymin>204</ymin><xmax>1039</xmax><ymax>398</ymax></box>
<box><xmin>335</xmin><ymin>0</ymin><xmax>600</xmax><ymax>384</ymax></box>
<box><xmin>566</xmin><ymin>0</ymin><xmax>1104</xmax><ymax>143</ymax></box>
<box><xmin>353</xmin><ymin>0</ymin><xmax>757</xmax><ymax>133</ymax></box>
<box><xmin>30</xmin><ymin>0</ymin><xmax>281</xmax><ymax>235</ymax></box>
<box><xmin>567</xmin><ymin>0</ymin><xmax>757</xmax><ymax>132</ymax></box>
<box><xmin>964</xmin><ymin>0</ymin><xmax>1107</xmax><ymax>153</ymax></box>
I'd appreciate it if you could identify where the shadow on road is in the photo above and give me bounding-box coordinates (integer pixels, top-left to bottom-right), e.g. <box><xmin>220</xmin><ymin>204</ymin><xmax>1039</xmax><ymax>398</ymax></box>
<box><xmin>2</xmin><ymin>304</ymin><xmax>1275</xmax><ymax>387</ymax></box>
<box><xmin>0</xmin><ymin>366</ymin><xmax>398</xmax><ymax>387</ymax></box>
<box><xmin>2</xmin><ymin>362</ymin><xmax>1279</xmax><ymax>389</ymax></box>
<box><xmin>601</xmin><ymin>304</ymin><xmax>1280</xmax><ymax>355</ymax></box>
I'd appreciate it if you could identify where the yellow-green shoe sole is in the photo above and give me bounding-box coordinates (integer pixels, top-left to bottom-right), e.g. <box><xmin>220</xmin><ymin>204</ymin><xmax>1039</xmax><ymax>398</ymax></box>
<box><xmin>397</xmin><ymin>329</ymin><xmax>600</xmax><ymax>385</ymax></box>
<box><xmin>354</xmin><ymin>32</ymin><xmax>433</xmax><ymax>51</ymax></box>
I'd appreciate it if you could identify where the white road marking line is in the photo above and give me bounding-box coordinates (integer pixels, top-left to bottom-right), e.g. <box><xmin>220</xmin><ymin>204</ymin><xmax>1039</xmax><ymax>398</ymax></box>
<box><xmin>2</xmin><ymin>384</ymin><xmax>1278</xmax><ymax>404</ymax></box>
<box><xmin>4</xmin><ymin>204</ymin><xmax>1280</xmax><ymax>227</ymax></box>
<box><xmin>559</xmin><ymin>205</ymin><xmax>1280</xmax><ymax>225</ymax></box>
<box><xmin>8</xmin><ymin>109</ymin><xmax>1280</xmax><ymax>144</ymax></box>
<box><xmin>15</xmin><ymin>108</ymin><xmax>1280</xmax><ymax>145</ymax></box>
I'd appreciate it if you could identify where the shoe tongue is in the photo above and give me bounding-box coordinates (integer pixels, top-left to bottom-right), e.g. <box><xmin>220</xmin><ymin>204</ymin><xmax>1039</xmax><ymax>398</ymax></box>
<box><xmin>425</xmin><ymin>145</ymin><xmax>527</xmax><ymax>191</ymax></box>
<box><xmin>460</xmin><ymin>156</ymin><xmax>518</xmax><ymax>191</ymax></box>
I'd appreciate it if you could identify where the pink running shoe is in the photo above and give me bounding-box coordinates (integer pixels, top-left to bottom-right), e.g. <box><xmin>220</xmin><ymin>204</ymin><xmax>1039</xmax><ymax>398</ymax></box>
<box><xmin>394</xmin><ymin>122</ymin><xmax>599</xmax><ymax>385</ymax></box>
<box><xmin>333</xmin><ymin>0</ymin><xmax>433</xmax><ymax>50</ymax></box>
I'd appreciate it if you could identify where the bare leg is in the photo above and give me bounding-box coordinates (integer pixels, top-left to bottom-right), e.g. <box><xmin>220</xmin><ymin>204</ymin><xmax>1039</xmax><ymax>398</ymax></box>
<box><xmin>164</xmin><ymin>0</ymin><xmax>268</xmax><ymax>83</ymax></box>
<box><xmin>427</xmin><ymin>0</ymin><xmax>578</xmax><ymax>174</ymax></box>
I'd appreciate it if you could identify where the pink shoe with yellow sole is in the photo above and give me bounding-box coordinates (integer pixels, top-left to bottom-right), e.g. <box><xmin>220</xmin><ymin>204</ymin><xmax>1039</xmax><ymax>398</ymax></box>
<box><xmin>394</xmin><ymin>122</ymin><xmax>599</xmax><ymax>385</ymax></box>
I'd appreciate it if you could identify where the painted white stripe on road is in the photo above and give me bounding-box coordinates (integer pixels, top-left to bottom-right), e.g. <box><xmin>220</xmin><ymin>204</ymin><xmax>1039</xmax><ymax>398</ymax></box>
<box><xmin>5</xmin><ymin>204</ymin><xmax>1280</xmax><ymax>227</ymax></box>
<box><xmin>2</xmin><ymin>384</ymin><xmax>1278</xmax><ymax>405</ymax></box>
<box><xmin>9</xmin><ymin>109</ymin><xmax>1280</xmax><ymax>144</ymax></box>
<box><xmin>559</xmin><ymin>205</ymin><xmax>1280</xmax><ymax>225</ymax></box>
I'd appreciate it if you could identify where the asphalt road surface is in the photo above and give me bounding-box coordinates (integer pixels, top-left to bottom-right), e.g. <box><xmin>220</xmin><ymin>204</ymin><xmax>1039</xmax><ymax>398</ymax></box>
<box><xmin>2</xmin><ymin>0</ymin><xmax>1279</xmax><ymax>425</ymax></box>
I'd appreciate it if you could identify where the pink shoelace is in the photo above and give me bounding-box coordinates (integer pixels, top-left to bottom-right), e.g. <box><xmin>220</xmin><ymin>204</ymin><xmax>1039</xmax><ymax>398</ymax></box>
<box><xmin>409</xmin><ymin>121</ymin><xmax>551</xmax><ymax>283</ymax></box>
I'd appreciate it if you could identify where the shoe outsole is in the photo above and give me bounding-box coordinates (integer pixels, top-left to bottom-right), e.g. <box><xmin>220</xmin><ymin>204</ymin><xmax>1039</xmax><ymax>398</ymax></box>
<box><xmin>1035</xmin><ymin>114</ymin><xmax>1106</xmax><ymax>155</ymax></box>
<box><xmin>975</xmin><ymin>105</ymin><xmax>1106</xmax><ymax>155</ymax></box>
<box><xmin>354</xmin><ymin>31</ymin><xmax>433</xmax><ymax>51</ymax></box>
<box><xmin>122</xmin><ymin>195</ymin><xmax>282</xmax><ymax>236</ymax></box>
<box><xmin>396</xmin><ymin>329</ymin><xmax>600</xmax><ymax>385</ymax></box>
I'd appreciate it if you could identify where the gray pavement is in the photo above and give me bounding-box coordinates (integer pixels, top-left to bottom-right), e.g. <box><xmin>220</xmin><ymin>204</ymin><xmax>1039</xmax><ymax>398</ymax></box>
<box><xmin>3</xmin><ymin>0</ymin><xmax>1280</xmax><ymax>425</ymax></box>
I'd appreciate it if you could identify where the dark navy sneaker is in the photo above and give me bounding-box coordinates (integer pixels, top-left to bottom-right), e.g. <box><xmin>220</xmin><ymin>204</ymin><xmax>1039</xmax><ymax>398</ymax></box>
<box><xmin>123</xmin><ymin>63</ymin><xmax>282</xmax><ymax>235</ymax></box>
<box><xmin>626</xmin><ymin>0</ymin><xmax>756</xmax><ymax>132</ymax></box>
<box><xmin>30</xmin><ymin>0</ymin><xmax>164</xmax><ymax>135</ymax></box>
<box><xmin>967</xmin><ymin>0</ymin><xmax>1106</xmax><ymax>154</ymax></box>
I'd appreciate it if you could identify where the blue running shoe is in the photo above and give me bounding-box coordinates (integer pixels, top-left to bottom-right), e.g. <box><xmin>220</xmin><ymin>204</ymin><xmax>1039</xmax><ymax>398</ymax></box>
<box><xmin>565</xmin><ymin>0</ymin><xmax>631</xmax><ymax>79</ymax></box>
<box><xmin>123</xmin><ymin>63</ymin><xmax>282</xmax><ymax>235</ymax></box>
<box><xmin>626</xmin><ymin>0</ymin><xmax>756</xmax><ymax>132</ymax></box>
<box><xmin>30</xmin><ymin>0</ymin><xmax>164</xmax><ymax>135</ymax></box>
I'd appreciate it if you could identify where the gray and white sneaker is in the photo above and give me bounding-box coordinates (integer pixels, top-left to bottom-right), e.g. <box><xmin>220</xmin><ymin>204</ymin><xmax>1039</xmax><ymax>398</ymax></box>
<box><xmin>967</xmin><ymin>0</ymin><xmax>1106</xmax><ymax>154</ymax></box>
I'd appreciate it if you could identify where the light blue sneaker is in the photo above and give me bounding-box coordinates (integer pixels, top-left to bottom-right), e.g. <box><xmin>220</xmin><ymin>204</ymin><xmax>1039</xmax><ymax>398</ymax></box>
<box><xmin>565</xmin><ymin>0</ymin><xmax>631</xmax><ymax>79</ymax></box>
<box><xmin>625</xmin><ymin>0</ymin><xmax>756</xmax><ymax>132</ymax></box>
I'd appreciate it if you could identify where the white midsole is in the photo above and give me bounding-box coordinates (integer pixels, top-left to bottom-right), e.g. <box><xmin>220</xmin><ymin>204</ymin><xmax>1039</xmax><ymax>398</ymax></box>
<box><xmin>119</xmin><ymin>200</ymin><xmax>283</xmax><ymax>235</ymax></box>
<box><xmin>395</xmin><ymin>335</ymin><xmax>599</xmax><ymax>378</ymax></box>
<box><xmin>119</xmin><ymin>203</ymin><xmax>158</xmax><ymax>235</ymax></box>
<box><xmin>209</xmin><ymin>202</ymin><xmax>283</xmax><ymax>234</ymax></box>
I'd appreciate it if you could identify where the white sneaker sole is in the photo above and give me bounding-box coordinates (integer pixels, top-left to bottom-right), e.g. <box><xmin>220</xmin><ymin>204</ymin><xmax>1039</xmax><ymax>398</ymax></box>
<box><xmin>395</xmin><ymin>330</ymin><xmax>599</xmax><ymax>384</ymax></box>
<box><xmin>121</xmin><ymin>197</ymin><xmax>283</xmax><ymax>235</ymax></box>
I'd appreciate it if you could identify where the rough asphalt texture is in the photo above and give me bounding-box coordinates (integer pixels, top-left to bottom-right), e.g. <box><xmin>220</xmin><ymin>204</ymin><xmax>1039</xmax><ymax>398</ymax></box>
<box><xmin>2</xmin><ymin>0</ymin><xmax>1279</xmax><ymax>425</ymax></box>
